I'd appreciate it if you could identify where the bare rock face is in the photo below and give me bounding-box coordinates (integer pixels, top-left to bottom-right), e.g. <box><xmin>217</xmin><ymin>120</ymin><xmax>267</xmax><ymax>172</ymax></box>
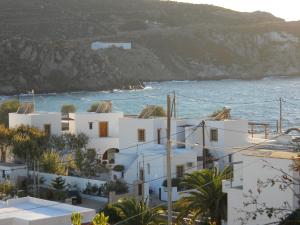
<box><xmin>0</xmin><ymin>0</ymin><xmax>300</xmax><ymax>95</ymax></box>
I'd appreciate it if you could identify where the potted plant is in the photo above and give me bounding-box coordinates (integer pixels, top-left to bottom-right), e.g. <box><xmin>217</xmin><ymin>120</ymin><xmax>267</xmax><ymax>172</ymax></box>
<box><xmin>160</xmin><ymin>178</ymin><xmax>184</xmax><ymax>201</ymax></box>
<box><xmin>112</xmin><ymin>165</ymin><xmax>125</xmax><ymax>180</ymax></box>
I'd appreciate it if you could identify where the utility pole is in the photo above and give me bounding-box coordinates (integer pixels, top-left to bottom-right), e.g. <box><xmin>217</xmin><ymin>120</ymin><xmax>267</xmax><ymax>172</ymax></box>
<box><xmin>166</xmin><ymin>95</ymin><xmax>172</xmax><ymax>225</ymax></box>
<box><xmin>32</xmin><ymin>90</ymin><xmax>35</xmax><ymax>112</ymax></box>
<box><xmin>202</xmin><ymin>120</ymin><xmax>206</xmax><ymax>169</ymax></box>
<box><xmin>142</xmin><ymin>153</ymin><xmax>145</xmax><ymax>202</ymax></box>
<box><xmin>279</xmin><ymin>97</ymin><xmax>282</xmax><ymax>133</ymax></box>
<box><xmin>173</xmin><ymin>91</ymin><xmax>176</xmax><ymax>118</ymax></box>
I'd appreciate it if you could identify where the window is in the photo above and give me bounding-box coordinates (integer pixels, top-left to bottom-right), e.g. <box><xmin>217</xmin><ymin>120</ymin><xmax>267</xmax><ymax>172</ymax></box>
<box><xmin>138</xmin><ymin>183</ymin><xmax>143</xmax><ymax>196</ymax></box>
<box><xmin>210</xmin><ymin>128</ymin><xmax>218</xmax><ymax>142</ymax></box>
<box><xmin>99</xmin><ymin>122</ymin><xmax>108</xmax><ymax>137</ymax></box>
<box><xmin>138</xmin><ymin>129</ymin><xmax>145</xmax><ymax>142</ymax></box>
<box><xmin>157</xmin><ymin>129</ymin><xmax>161</xmax><ymax>144</ymax></box>
<box><xmin>139</xmin><ymin>169</ymin><xmax>144</xmax><ymax>181</ymax></box>
<box><xmin>147</xmin><ymin>163</ymin><xmax>150</xmax><ymax>175</ymax></box>
<box><xmin>89</xmin><ymin>122</ymin><xmax>93</xmax><ymax>130</ymax></box>
<box><xmin>44</xmin><ymin>124</ymin><xmax>51</xmax><ymax>136</ymax></box>
<box><xmin>176</xmin><ymin>165</ymin><xmax>184</xmax><ymax>178</ymax></box>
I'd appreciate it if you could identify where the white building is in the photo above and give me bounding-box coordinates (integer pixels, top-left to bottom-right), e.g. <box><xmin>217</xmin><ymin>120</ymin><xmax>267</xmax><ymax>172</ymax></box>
<box><xmin>0</xmin><ymin>163</ymin><xmax>27</xmax><ymax>184</ymax></box>
<box><xmin>115</xmin><ymin>116</ymin><xmax>197</xmax><ymax>195</ymax></box>
<box><xmin>68</xmin><ymin>112</ymin><xmax>123</xmax><ymax>162</ymax></box>
<box><xmin>91</xmin><ymin>42</ymin><xmax>131</xmax><ymax>50</ymax></box>
<box><xmin>0</xmin><ymin>197</ymin><xmax>95</xmax><ymax>225</ymax></box>
<box><xmin>9</xmin><ymin>112</ymin><xmax>61</xmax><ymax>136</ymax></box>
<box><xmin>185</xmin><ymin>119</ymin><xmax>249</xmax><ymax>169</ymax></box>
<box><xmin>223</xmin><ymin>137</ymin><xmax>300</xmax><ymax>225</ymax></box>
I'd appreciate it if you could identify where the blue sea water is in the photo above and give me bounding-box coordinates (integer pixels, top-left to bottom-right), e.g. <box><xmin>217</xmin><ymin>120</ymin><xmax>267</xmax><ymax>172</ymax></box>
<box><xmin>2</xmin><ymin>77</ymin><xmax>300</xmax><ymax>130</ymax></box>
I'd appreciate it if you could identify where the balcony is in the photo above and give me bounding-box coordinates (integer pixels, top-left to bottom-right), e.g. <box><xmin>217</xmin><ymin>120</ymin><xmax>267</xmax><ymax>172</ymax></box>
<box><xmin>222</xmin><ymin>179</ymin><xmax>243</xmax><ymax>193</ymax></box>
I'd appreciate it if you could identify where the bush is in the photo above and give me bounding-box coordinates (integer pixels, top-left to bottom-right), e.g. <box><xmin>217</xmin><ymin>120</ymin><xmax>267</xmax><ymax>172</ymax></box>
<box><xmin>139</xmin><ymin>105</ymin><xmax>166</xmax><ymax>118</ymax></box>
<box><xmin>41</xmin><ymin>151</ymin><xmax>66</xmax><ymax>175</ymax></box>
<box><xmin>0</xmin><ymin>182</ymin><xmax>15</xmax><ymax>196</ymax></box>
<box><xmin>87</xmin><ymin>101</ymin><xmax>112</xmax><ymax>113</ymax></box>
<box><xmin>83</xmin><ymin>182</ymin><xmax>92</xmax><ymax>195</ymax></box>
<box><xmin>53</xmin><ymin>190</ymin><xmax>66</xmax><ymax>202</ymax></box>
<box><xmin>61</xmin><ymin>104</ymin><xmax>76</xmax><ymax>116</ymax></box>
<box><xmin>162</xmin><ymin>178</ymin><xmax>185</xmax><ymax>190</ymax></box>
<box><xmin>103</xmin><ymin>180</ymin><xmax>128</xmax><ymax>196</ymax></box>
<box><xmin>51</xmin><ymin>176</ymin><xmax>66</xmax><ymax>190</ymax></box>
<box><xmin>91</xmin><ymin>184</ymin><xmax>99</xmax><ymax>194</ymax></box>
<box><xmin>0</xmin><ymin>99</ymin><xmax>20</xmax><ymax>126</ymax></box>
<box><xmin>113</xmin><ymin>165</ymin><xmax>124</xmax><ymax>172</ymax></box>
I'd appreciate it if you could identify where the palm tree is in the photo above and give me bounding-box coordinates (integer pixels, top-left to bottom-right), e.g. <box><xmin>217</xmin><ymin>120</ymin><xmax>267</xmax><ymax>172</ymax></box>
<box><xmin>175</xmin><ymin>166</ymin><xmax>232</xmax><ymax>225</ymax></box>
<box><xmin>112</xmin><ymin>198</ymin><xmax>165</xmax><ymax>225</ymax></box>
<box><xmin>0</xmin><ymin>125</ymin><xmax>12</xmax><ymax>162</ymax></box>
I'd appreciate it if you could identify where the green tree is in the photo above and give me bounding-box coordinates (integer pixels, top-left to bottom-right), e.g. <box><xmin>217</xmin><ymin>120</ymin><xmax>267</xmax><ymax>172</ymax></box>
<box><xmin>48</xmin><ymin>135</ymin><xmax>66</xmax><ymax>152</ymax></box>
<box><xmin>75</xmin><ymin>148</ymin><xmax>84</xmax><ymax>171</ymax></box>
<box><xmin>175</xmin><ymin>166</ymin><xmax>232</xmax><ymax>225</ymax></box>
<box><xmin>0</xmin><ymin>99</ymin><xmax>20</xmax><ymax>127</ymax></box>
<box><xmin>81</xmin><ymin>148</ymin><xmax>97</xmax><ymax>176</ymax></box>
<box><xmin>40</xmin><ymin>151</ymin><xmax>65</xmax><ymax>175</ymax></box>
<box><xmin>92</xmin><ymin>212</ymin><xmax>109</xmax><ymax>225</ymax></box>
<box><xmin>11</xmin><ymin>125</ymin><xmax>48</xmax><ymax>163</ymax></box>
<box><xmin>61</xmin><ymin>104</ymin><xmax>76</xmax><ymax>117</ymax></box>
<box><xmin>112</xmin><ymin>198</ymin><xmax>165</xmax><ymax>225</ymax></box>
<box><xmin>51</xmin><ymin>176</ymin><xmax>66</xmax><ymax>190</ymax></box>
<box><xmin>103</xmin><ymin>180</ymin><xmax>129</xmax><ymax>196</ymax></box>
<box><xmin>0</xmin><ymin>125</ymin><xmax>13</xmax><ymax>162</ymax></box>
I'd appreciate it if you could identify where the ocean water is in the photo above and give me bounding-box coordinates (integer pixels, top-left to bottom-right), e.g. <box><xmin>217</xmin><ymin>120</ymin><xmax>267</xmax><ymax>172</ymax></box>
<box><xmin>2</xmin><ymin>77</ymin><xmax>300</xmax><ymax>131</ymax></box>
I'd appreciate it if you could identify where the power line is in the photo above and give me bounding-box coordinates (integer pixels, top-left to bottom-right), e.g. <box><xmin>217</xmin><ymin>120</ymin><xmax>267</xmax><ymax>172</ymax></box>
<box><xmin>114</xmin><ymin>156</ymin><xmax>264</xmax><ymax>225</ymax></box>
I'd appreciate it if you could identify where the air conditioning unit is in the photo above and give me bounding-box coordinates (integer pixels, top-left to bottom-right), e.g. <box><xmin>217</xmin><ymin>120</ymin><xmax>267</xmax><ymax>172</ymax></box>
<box><xmin>186</xmin><ymin>162</ymin><xmax>193</xmax><ymax>168</ymax></box>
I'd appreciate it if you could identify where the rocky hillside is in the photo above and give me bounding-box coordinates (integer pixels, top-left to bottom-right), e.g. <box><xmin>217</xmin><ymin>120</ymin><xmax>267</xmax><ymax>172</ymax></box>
<box><xmin>0</xmin><ymin>0</ymin><xmax>300</xmax><ymax>95</ymax></box>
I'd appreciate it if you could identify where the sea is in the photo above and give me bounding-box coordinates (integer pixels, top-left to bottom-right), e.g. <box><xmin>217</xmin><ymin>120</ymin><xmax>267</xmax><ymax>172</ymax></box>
<box><xmin>1</xmin><ymin>76</ymin><xmax>300</xmax><ymax>132</ymax></box>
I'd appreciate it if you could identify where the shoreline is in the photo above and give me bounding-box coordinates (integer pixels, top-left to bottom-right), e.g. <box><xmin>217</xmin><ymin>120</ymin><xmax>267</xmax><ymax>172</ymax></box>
<box><xmin>1</xmin><ymin>75</ymin><xmax>299</xmax><ymax>97</ymax></box>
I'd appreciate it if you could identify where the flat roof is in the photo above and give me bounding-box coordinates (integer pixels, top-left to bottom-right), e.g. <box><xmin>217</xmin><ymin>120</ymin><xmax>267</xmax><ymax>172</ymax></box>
<box><xmin>0</xmin><ymin>163</ymin><xmax>26</xmax><ymax>168</ymax></box>
<box><xmin>10</xmin><ymin>112</ymin><xmax>60</xmax><ymax>115</ymax></box>
<box><xmin>120</xmin><ymin>144</ymin><xmax>195</xmax><ymax>156</ymax></box>
<box><xmin>242</xmin><ymin>149</ymin><xmax>300</xmax><ymax>160</ymax></box>
<box><xmin>0</xmin><ymin>197</ymin><xmax>95</xmax><ymax>222</ymax></box>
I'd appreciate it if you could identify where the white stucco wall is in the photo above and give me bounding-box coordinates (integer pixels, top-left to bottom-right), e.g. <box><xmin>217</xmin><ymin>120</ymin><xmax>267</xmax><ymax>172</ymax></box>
<box><xmin>9</xmin><ymin>113</ymin><xmax>61</xmax><ymax>135</ymax></box>
<box><xmin>119</xmin><ymin>117</ymin><xmax>180</xmax><ymax>151</ymax></box>
<box><xmin>69</xmin><ymin>112</ymin><xmax>123</xmax><ymax>138</ymax></box>
<box><xmin>121</xmin><ymin>147</ymin><xmax>197</xmax><ymax>195</ymax></box>
<box><xmin>0</xmin><ymin>165</ymin><xmax>27</xmax><ymax>184</ymax></box>
<box><xmin>225</xmin><ymin>154</ymin><xmax>299</xmax><ymax>225</ymax></box>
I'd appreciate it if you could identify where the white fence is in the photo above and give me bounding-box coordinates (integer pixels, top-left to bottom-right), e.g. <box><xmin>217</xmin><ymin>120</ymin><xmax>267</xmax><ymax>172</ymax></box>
<box><xmin>30</xmin><ymin>171</ymin><xmax>107</xmax><ymax>191</ymax></box>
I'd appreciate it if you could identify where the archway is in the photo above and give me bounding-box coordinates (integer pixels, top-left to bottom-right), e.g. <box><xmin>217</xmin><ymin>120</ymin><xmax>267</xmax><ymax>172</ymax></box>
<box><xmin>102</xmin><ymin>148</ymin><xmax>119</xmax><ymax>164</ymax></box>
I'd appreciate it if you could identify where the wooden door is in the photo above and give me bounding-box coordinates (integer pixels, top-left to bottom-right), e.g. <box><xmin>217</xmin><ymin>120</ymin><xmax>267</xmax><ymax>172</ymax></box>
<box><xmin>44</xmin><ymin>124</ymin><xmax>51</xmax><ymax>136</ymax></box>
<box><xmin>99</xmin><ymin>122</ymin><xmax>108</xmax><ymax>137</ymax></box>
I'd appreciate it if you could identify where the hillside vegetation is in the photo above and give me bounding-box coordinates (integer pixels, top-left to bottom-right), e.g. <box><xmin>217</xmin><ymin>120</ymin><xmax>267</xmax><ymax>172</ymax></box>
<box><xmin>0</xmin><ymin>0</ymin><xmax>300</xmax><ymax>94</ymax></box>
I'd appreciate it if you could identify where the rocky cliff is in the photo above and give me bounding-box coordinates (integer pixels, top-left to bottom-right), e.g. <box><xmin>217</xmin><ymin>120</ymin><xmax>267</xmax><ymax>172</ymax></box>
<box><xmin>0</xmin><ymin>0</ymin><xmax>300</xmax><ymax>95</ymax></box>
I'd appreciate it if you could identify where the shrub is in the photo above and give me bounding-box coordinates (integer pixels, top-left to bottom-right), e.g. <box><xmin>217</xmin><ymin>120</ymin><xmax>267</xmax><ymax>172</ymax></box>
<box><xmin>103</xmin><ymin>180</ymin><xmax>128</xmax><ymax>196</ymax></box>
<box><xmin>113</xmin><ymin>165</ymin><xmax>125</xmax><ymax>172</ymax></box>
<box><xmin>0</xmin><ymin>99</ymin><xmax>20</xmax><ymax>126</ymax></box>
<box><xmin>88</xmin><ymin>101</ymin><xmax>112</xmax><ymax>113</ymax></box>
<box><xmin>41</xmin><ymin>151</ymin><xmax>66</xmax><ymax>175</ymax></box>
<box><xmin>0</xmin><ymin>182</ymin><xmax>15</xmax><ymax>196</ymax></box>
<box><xmin>162</xmin><ymin>177</ymin><xmax>185</xmax><ymax>190</ymax></box>
<box><xmin>139</xmin><ymin>105</ymin><xmax>166</xmax><ymax>118</ymax></box>
<box><xmin>51</xmin><ymin>176</ymin><xmax>66</xmax><ymax>190</ymax></box>
<box><xmin>61</xmin><ymin>104</ymin><xmax>76</xmax><ymax>116</ymax></box>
